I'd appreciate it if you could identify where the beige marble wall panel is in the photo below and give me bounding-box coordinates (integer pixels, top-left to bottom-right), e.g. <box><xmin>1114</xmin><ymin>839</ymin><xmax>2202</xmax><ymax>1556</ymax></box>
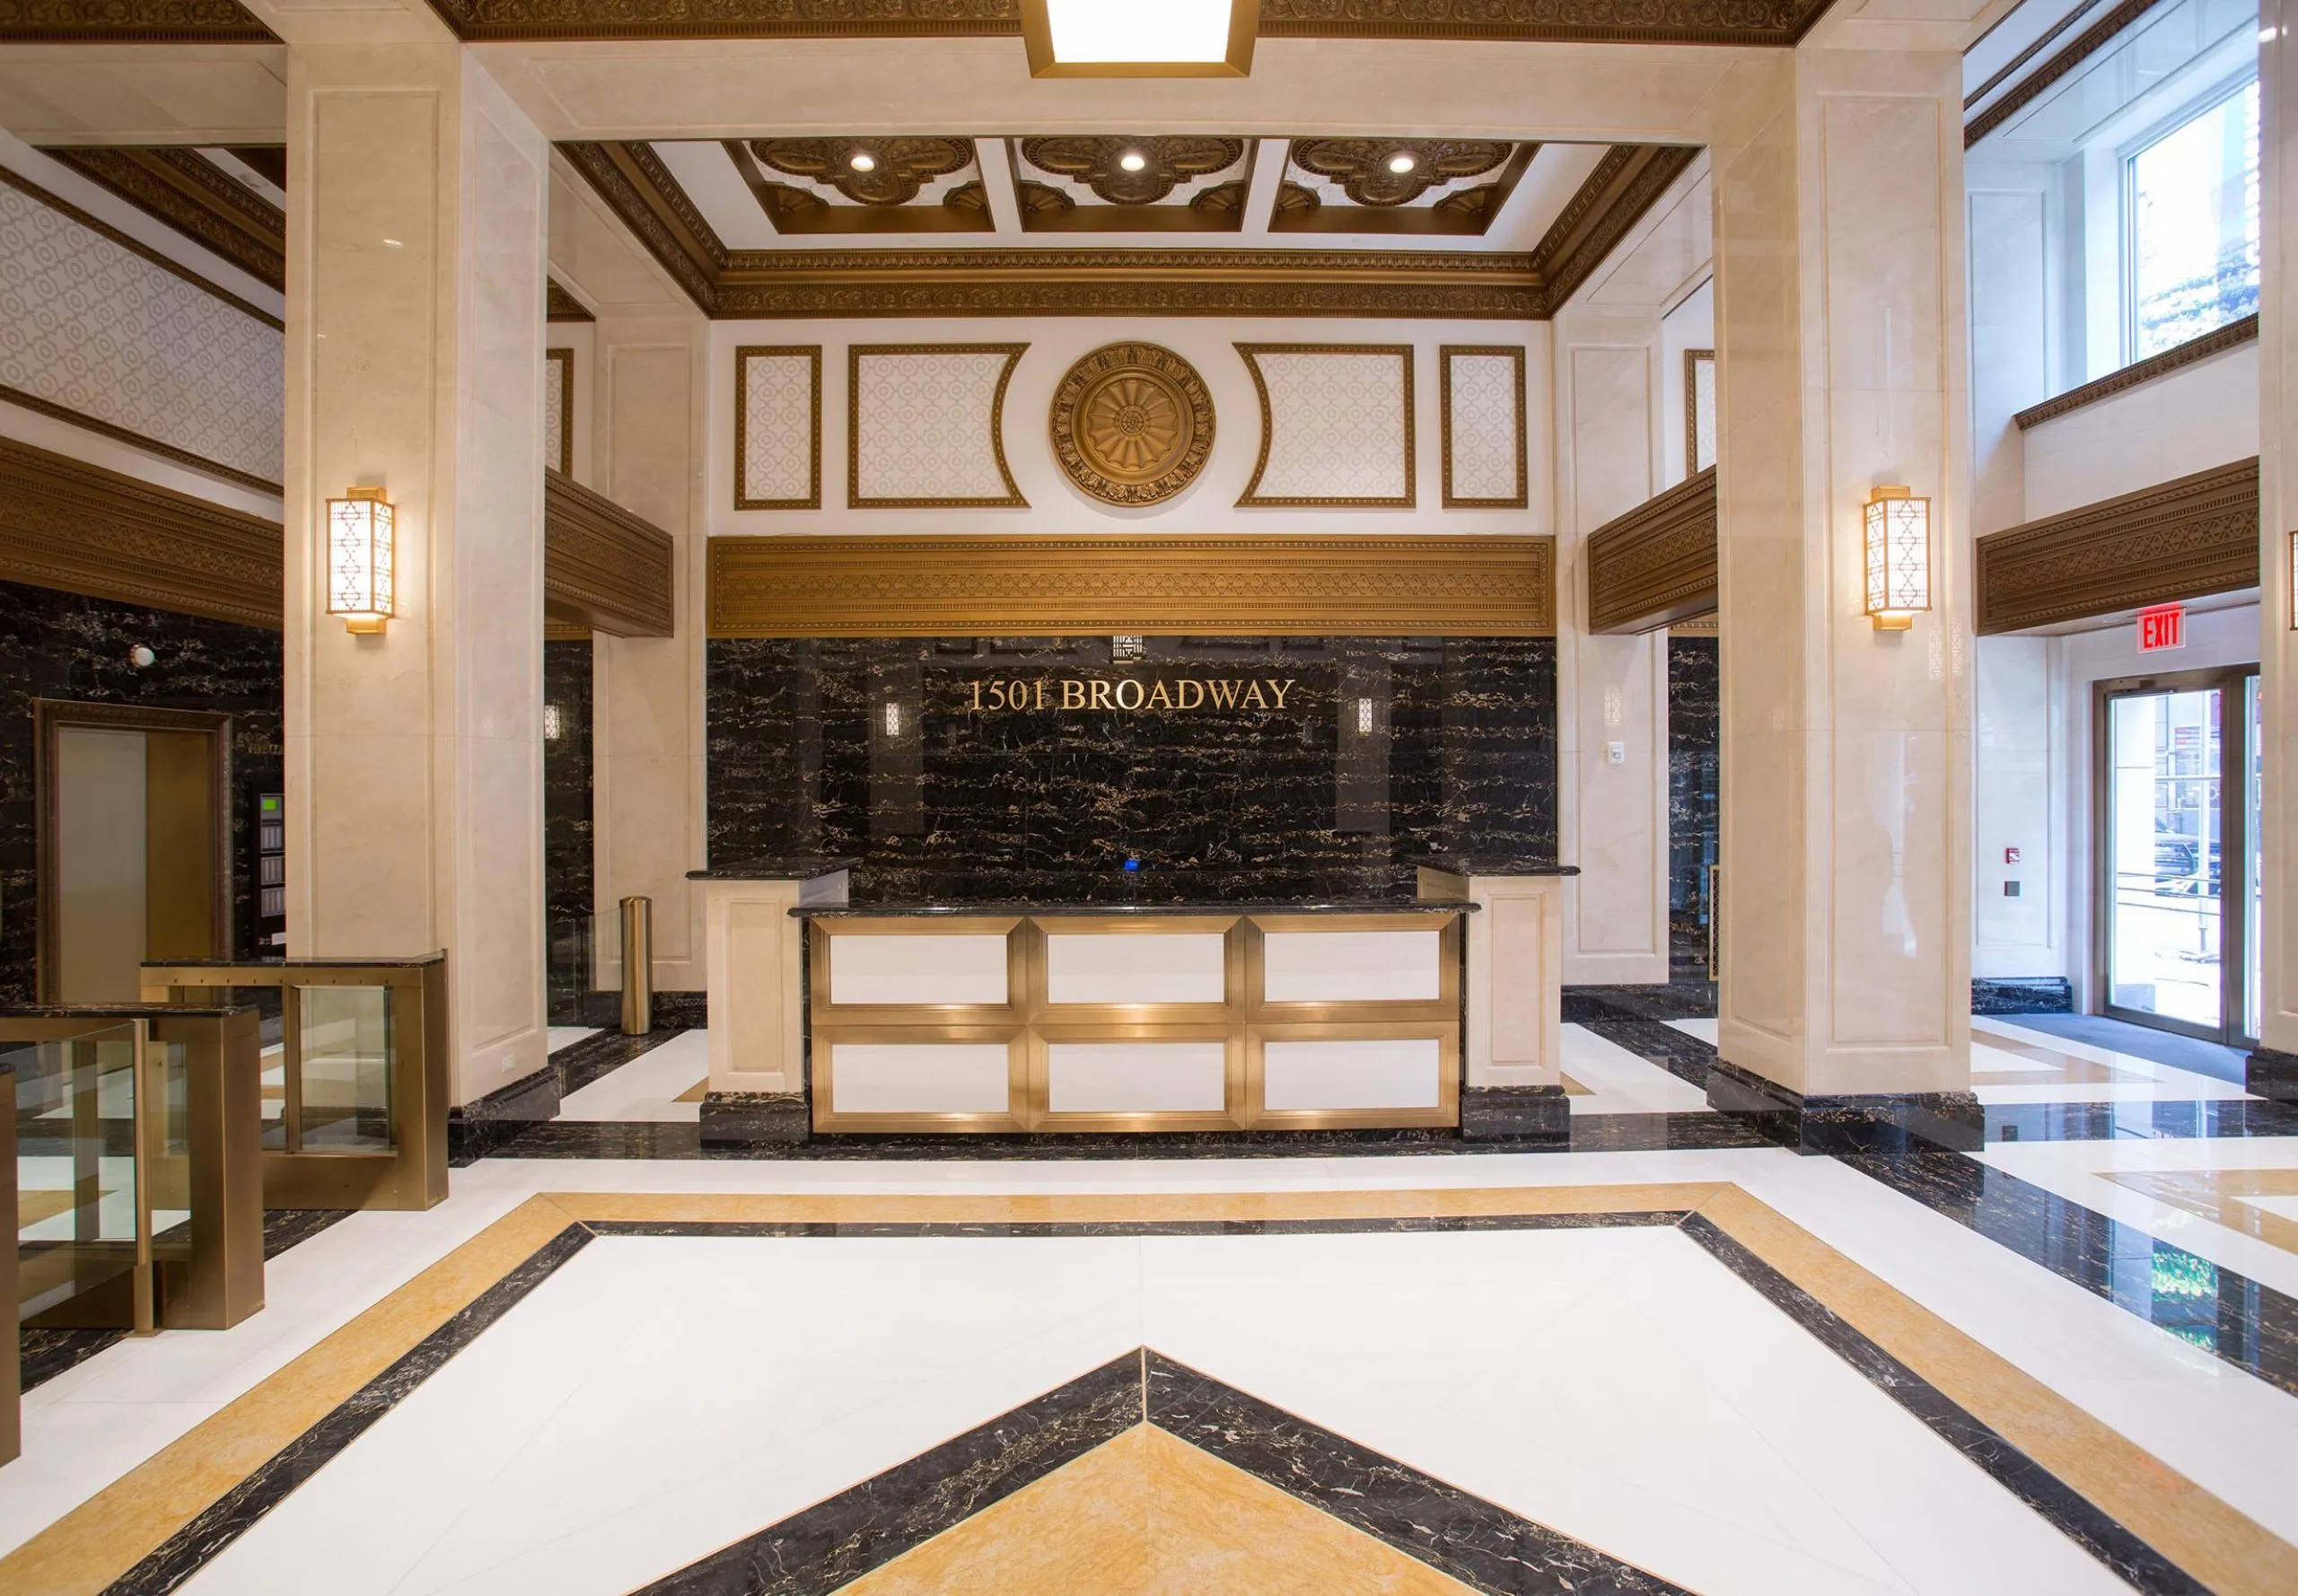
<box><xmin>0</xmin><ymin>49</ymin><xmax>289</xmax><ymax>145</ymax></box>
<box><xmin>1469</xmin><ymin>875</ymin><xmax>1563</xmax><ymax>1088</ymax></box>
<box><xmin>594</xmin><ymin>317</ymin><xmax>709</xmax><ymax>990</ymax></box>
<box><xmin>1966</xmin><ymin>183</ymin><xmax>2045</xmax><ymax>539</ymax></box>
<box><xmin>1972</xmin><ymin>635</ymin><xmax>2061</xmax><ymax>978</ymax></box>
<box><xmin>704</xmin><ymin>881</ymin><xmax>801</xmax><ymax>1092</ymax></box>
<box><xmin>1711</xmin><ymin>48</ymin><xmax>1971</xmax><ymax>1097</ymax></box>
<box><xmin>2257</xmin><ymin>10</ymin><xmax>2297</xmax><ymax>1055</ymax></box>
<box><xmin>285</xmin><ymin>45</ymin><xmax>548</xmax><ymax>1105</ymax></box>
<box><xmin>2022</xmin><ymin>345</ymin><xmax>2261</xmax><ymax>522</ymax></box>
<box><xmin>1556</xmin><ymin>337</ymin><xmax>1670</xmax><ymax>985</ymax></box>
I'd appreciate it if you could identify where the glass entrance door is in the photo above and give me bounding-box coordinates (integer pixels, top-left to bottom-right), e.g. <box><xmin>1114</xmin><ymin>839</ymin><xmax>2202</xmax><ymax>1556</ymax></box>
<box><xmin>2101</xmin><ymin>667</ymin><xmax>2260</xmax><ymax>1045</ymax></box>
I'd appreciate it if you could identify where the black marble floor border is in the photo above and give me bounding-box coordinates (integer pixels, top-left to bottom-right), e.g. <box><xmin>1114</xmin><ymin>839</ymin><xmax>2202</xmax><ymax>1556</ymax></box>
<box><xmin>1682</xmin><ymin>1215</ymin><xmax>2206</xmax><ymax>1595</ymax></box>
<box><xmin>86</xmin><ymin>1206</ymin><xmax>2219</xmax><ymax>1596</ymax></box>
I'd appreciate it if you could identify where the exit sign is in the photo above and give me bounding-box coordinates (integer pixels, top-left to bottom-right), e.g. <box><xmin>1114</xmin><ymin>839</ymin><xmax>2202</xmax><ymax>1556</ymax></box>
<box><xmin>2137</xmin><ymin>604</ymin><xmax>2186</xmax><ymax>653</ymax></box>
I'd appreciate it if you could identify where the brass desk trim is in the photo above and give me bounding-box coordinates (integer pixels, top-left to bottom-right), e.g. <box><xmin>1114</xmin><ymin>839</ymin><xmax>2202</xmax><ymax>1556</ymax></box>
<box><xmin>807</xmin><ymin>911</ymin><xmax>1461</xmax><ymax>1134</ymax></box>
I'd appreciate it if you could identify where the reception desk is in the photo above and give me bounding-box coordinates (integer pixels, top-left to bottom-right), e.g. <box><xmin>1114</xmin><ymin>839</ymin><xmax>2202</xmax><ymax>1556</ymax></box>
<box><xmin>693</xmin><ymin>864</ymin><xmax>1571</xmax><ymax>1143</ymax></box>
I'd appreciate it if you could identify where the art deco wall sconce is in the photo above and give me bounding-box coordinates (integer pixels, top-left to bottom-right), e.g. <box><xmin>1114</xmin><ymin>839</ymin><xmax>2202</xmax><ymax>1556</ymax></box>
<box><xmin>326</xmin><ymin>486</ymin><xmax>395</xmax><ymax>635</ymax></box>
<box><xmin>1862</xmin><ymin>485</ymin><xmax>1931</xmax><ymax>632</ymax></box>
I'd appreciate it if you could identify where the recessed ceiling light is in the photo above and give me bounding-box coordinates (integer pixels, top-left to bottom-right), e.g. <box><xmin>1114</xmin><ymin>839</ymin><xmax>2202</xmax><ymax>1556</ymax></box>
<box><xmin>1118</xmin><ymin>150</ymin><xmax>1148</xmax><ymax>172</ymax></box>
<box><xmin>1387</xmin><ymin>153</ymin><xmax>1417</xmax><ymax>174</ymax></box>
<box><xmin>849</xmin><ymin>152</ymin><xmax>878</xmax><ymax>172</ymax></box>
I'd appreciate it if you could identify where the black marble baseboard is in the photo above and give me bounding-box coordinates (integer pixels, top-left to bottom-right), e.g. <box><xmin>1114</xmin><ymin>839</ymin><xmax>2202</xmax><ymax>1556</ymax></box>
<box><xmin>1973</xmin><ymin>976</ymin><xmax>2074</xmax><ymax>1014</ymax></box>
<box><xmin>1459</xmin><ymin>1083</ymin><xmax>1568</xmax><ymax>1142</ymax></box>
<box><xmin>1704</xmin><ymin>1057</ymin><xmax>1983</xmax><ymax>1155</ymax></box>
<box><xmin>699</xmin><ymin>1091</ymin><xmax>810</xmax><ymax>1147</ymax></box>
<box><xmin>1562</xmin><ymin>982</ymin><xmax>1717</xmax><ymax>1023</ymax></box>
<box><xmin>2249</xmin><ymin>1044</ymin><xmax>2298</xmax><ymax>1103</ymax></box>
<box><xmin>446</xmin><ymin>1065</ymin><xmax>563</xmax><ymax>1164</ymax></box>
<box><xmin>650</xmin><ymin>990</ymin><xmax>707</xmax><ymax>1030</ymax></box>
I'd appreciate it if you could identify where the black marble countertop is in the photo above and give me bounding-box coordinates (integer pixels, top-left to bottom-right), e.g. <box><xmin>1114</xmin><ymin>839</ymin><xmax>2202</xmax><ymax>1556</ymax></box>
<box><xmin>687</xmin><ymin>859</ymin><xmax>861</xmax><ymax>881</ymax></box>
<box><xmin>1409</xmin><ymin>857</ymin><xmax>1579</xmax><ymax>876</ymax></box>
<box><xmin>794</xmin><ymin>899</ymin><xmax>1478</xmax><ymax>919</ymax></box>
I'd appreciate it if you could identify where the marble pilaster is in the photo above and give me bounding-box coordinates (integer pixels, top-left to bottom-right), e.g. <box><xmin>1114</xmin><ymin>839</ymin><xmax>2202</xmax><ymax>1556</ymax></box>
<box><xmin>282</xmin><ymin>44</ymin><xmax>549</xmax><ymax>1105</ymax></box>
<box><xmin>1706</xmin><ymin>46</ymin><xmax>1975</xmax><ymax>1113</ymax></box>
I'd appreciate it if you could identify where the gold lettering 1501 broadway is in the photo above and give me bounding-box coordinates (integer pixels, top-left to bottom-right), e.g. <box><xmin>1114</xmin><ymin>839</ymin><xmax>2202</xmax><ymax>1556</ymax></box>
<box><xmin>965</xmin><ymin>677</ymin><xmax>1298</xmax><ymax>713</ymax></box>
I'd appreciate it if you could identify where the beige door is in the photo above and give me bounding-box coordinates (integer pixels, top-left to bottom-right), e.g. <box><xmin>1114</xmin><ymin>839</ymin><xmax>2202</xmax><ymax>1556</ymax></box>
<box><xmin>52</xmin><ymin>724</ymin><xmax>220</xmax><ymax>1003</ymax></box>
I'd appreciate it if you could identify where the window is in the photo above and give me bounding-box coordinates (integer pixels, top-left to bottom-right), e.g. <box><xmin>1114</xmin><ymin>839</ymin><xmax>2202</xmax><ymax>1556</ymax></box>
<box><xmin>2127</xmin><ymin>77</ymin><xmax>2260</xmax><ymax>360</ymax></box>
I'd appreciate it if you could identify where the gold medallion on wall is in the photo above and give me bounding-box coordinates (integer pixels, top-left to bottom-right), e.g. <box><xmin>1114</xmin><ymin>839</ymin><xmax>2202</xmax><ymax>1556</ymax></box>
<box><xmin>1048</xmin><ymin>342</ymin><xmax>1215</xmax><ymax>507</ymax></box>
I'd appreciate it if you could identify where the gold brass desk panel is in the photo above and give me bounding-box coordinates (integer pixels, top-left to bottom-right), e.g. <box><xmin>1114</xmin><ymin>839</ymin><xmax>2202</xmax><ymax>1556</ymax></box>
<box><xmin>808</xmin><ymin>912</ymin><xmax>1461</xmax><ymax>1134</ymax></box>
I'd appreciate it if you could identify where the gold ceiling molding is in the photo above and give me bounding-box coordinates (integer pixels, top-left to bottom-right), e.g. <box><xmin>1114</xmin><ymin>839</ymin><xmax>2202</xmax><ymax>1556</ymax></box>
<box><xmin>1965</xmin><ymin>0</ymin><xmax>2171</xmax><ymax>147</ymax></box>
<box><xmin>40</xmin><ymin>145</ymin><xmax>283</xmax><ymax>290</ymax></box>
<box><xmin>708</xmin><ymin>532</ymin><xmax>1556</xmax><ymax>637</ymax></box>
<box><xmin>416</xmin><ymin>0</ymin><xmax>1827</xmax><ymax>45</ymax></box>
<box><xmin>1974</xmin><ymin>457</ymin><xmax>2259</xmax><ymax>636</ymax></box>
<box><xmin>0</xmin><ymin>0</ymin><xmax>272</xmax><ymax>40</ymax></box>
<box><xmin>1585</xmin><ymin>465</ymin><xmax>1716</xmax><ymax>634</ymax></box>
<box><xmin>2013</xmin><ymin>315</ymin><xmax>2256</xmax><ymax>430</ymax></box>
<box><xmin>0</xmin><ymin>435</ymin><xmax>282</xmax><ymax>629</ymax></box>
<box><xmin>1048</xmin><ymin>342</ymin><xmax>1215</xmax><ymax>507</ymax></box>
<box><xmin>543</xmin><ymin>468</ymin><xmax>676</xmax><ymax>637</ymax></box>
<box><xmin>546</xmin><ymin>277</ymin><xmax>595</xmax><ymax>322</ymax></box>
<box><xmin>562</xmin><ymin>138</ymin><xmax>1696</xmax><ymax>320</ymax></box>
<box><xmin>1288</xmin><ymin>139</ymin><xmax>1509</xmax><ymax>206</ymax></box>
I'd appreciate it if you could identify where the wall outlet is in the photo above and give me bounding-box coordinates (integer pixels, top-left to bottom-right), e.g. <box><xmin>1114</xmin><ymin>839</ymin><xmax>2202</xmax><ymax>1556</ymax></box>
<box><xmin>1606</xmin><ymin>741</ymin><xmax>1626</xmax><ymax>765</ymax></box>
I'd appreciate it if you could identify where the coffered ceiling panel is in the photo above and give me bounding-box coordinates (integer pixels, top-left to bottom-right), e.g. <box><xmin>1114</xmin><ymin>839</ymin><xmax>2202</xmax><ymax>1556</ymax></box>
<box><xmin>1276</xmin><ymin>139</ymin><xmax>1534</xmax><ymax>238</ymax></box>
<box><xmin>1011</xmin><ymin>136</ymin><xmax>1255</xmax><ymax>233</ymax></box>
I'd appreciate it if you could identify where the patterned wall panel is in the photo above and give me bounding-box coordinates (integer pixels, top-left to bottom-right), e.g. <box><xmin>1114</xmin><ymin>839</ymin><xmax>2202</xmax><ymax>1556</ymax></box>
<box><xmin>848</xmin><ymin>343</ymin><xmax>1026</xmax><ymax>508</ymax></box>
<box><xmin>1235</xmin><ymin>345</ymin><xmax>1414</xmax><ymax>507</ymax></box>
<box><xmin>544</xmin><ymin>347</ymin><xmax>574</xmax><ymax>477</ymax></box>
<box><xmin>736</xmin><ymin>344</ymin><xmax>820</xmax><ymax>509</ymax></box>
<box><xmin>1440</xmin><ymin>345</ymin><xmax>1525</xmax><ymax>508</ymax></box>
<box><xmin>0</xmin><ymin>174</ymin><xmax>283</xmax><ymax>492</ymax></box>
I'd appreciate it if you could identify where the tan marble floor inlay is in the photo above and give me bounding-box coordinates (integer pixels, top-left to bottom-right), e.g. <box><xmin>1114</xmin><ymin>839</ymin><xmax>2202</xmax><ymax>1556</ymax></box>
<box><xmin>2101</xmin><ymin>1168</ymin><xmax>2298</xmax><ymax>1258</ymax></box>
<box><xmin>1558</xmin><ymin>1074</ymin><xmax>1592</xmax><ymax>1096</ymax></box>
<box><xmin>1969</xmin><ymin>1026</ymin><xmax>2146</xmax><ymax>1085</ymax></box>
<box><xmin>673</xmin><ymin>1079</ymin><xmax>708</xmax><ymax>1103</ymax></box>
<box><xmin>839</xmin><ymin>1424</ymin><xmax>1472</xmax><ymax>1595</ymax></box>
<box><xmin>6</xmin><ymin>1182</ymin><xmax>2294</xmax><ymax>1596</ymax></box>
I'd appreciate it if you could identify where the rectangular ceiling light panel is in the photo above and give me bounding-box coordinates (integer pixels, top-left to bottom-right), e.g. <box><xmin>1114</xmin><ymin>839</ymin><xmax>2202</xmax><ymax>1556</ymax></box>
<box><xmin>1025</xmin><ymin>0</ymin><xmax>1258</xmax><ymax>76</ymax></box>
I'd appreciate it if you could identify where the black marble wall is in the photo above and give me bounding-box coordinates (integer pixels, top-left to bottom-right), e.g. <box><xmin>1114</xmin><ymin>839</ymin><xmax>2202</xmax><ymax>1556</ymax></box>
<box><xmin>708</xmin><ymin>636</ymin><xmax>1557</xmax><ymax>901</ymax></box>
<box><xmin>1667</xmin><ymin>635</ymin><xmax>1719</xmax><ymax>977</ymax></box>
<box><xmin>543</xmin><ymin>639</ymin><xmax>592</xmax><ymax>928</ymax></box>
<box><xmin>0</xmin><ymin>578</ymin><xmax>282</xmax><ymax>1005</ymax></box>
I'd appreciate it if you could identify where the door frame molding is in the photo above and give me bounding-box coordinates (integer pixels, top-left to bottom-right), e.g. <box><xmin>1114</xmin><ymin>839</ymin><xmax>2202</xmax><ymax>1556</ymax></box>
<box><xmin>34</xmin><ymin>699</ymin><xmax>233</xmax><ymax>1005</ymax></box>
<box><xmin>2090</xmin><ymin>665</ymin><xmax>2259</xmax><ymax>1047</ymax></box>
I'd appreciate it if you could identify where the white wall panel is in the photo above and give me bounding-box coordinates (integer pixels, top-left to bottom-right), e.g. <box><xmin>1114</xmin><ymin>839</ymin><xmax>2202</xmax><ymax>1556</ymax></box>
<box><xmin>1261</xmin><ymin>929</ymin><xmax>1439</xmax><ymax>1003</ymax></box>
<box><xmin>826</xmin><ymin>933</ymin><xmax>1009</xmax><ymax>1005</ymax></box>
<box><xmin>1046</xmin><ymin>933</ymin><xmax>1225</xmax><ymax>1005</ymax></box>
<box><xmin>1046</xmin><ymin>1042</ymin><xmax>1226</xmax><ymax>1113</ymax></box>
<box><xmin>828</xmin><ymin>1043</ymin><xmax>1010</xmax><ymax>1113</ymax></box>
<box><xmin>1261</xmin><ymin>1039</ymin><xmax>1442</xmax><ymax>1109</ymax></box>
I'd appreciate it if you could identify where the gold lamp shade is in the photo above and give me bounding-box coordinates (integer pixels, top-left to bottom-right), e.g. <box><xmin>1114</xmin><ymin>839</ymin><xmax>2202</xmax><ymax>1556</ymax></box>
<box><xmin>327</xmin><ymin>487</ymin><xmax>395</xmax><ymax>635</ymax></box>
<box><xmin>1862</xmin><ymin>486</ymin><xmax>1931</xmax><ymax>632</ymax></box>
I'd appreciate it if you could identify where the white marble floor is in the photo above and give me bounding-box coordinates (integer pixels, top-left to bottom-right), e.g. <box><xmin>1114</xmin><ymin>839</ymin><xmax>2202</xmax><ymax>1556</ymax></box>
<box><xmin>555</xmin><ymin>1030</ymin><xmax>708</xmax><ymax>1124</ymax></box>
<box><xmin>9</xmin><ymin>1145</ymin><xmax>2298</xmax><ymax>1584</ymax></box>
<box><xmin>1562</xmin><ymin>1024</ymin><xmax>1712</xmax><ymax>1114</ymax></box>
<box><xmin>546</xmin><ymin>1027</ymin><xmax>600</xmax><ymax>1054</ymax></box>
<box><xmin>176</xmin><ymin>1226</ymin><xmax>2135</xmax><ymax>1596</ymax></box>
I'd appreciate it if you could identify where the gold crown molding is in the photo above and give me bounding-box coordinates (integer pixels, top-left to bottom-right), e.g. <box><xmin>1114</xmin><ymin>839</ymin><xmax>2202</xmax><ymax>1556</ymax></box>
<box><xmin>2013</xmin><ymin>315</ymin><xmax>2257</xmax><ymax>430</ymax></box>
<box><xmin>0</xmin><ymin>435</ymin><xmax>282</xmax><ymax>628</ymax></box>
<box><xmin>1234</xmin><ymin>343</ymin><xmax>1416</xmax><ymax>509</ymax></box>
<box><xmin>0</xmin><ymin>167</ymin><xmax>281</xmax><ymax>332</ymax></box>
<box><xmin>707</xmin><ymin>532</ymin><xmax>1555</xmax><ymax>637</ymax></box>
<box><xmin>1439</xmin><ymin>345</ymin><xmax>1527</xmax><ymax>510</ymax></box>
<box><xmin>1586</xmin><ymin>465</ymin><xmax>1717</xmax><ymax>634</ymax></box>
<box><xmin>1531</xmin><ymin>144</ymin><xmax>1699</xmax><ymax>314</ymax></box>
<box><xmin>1671</xmin><ymin>611</ymin><xmax>1718</xmax><ymax>635</ymax></box>
<box><xmin>544</xmin><ymin>467</ymin><xmax>676</xmax><ymax>637</ymax></box>
<box><xmin>847</xmin><ymin>342</ymin><xmax>1027</xmax><ymax>509</ymax></box>
<box><xmin>545</xmin><ymin>349</ymin><xmax>574</xmax><ymax>477</ymax></box>
<box><xmin>1965</xmin><ymin>0</ymin><xmax>2171</xmax><ymax>147</ymax></box>
<box><xmin>544</xmin><ymin>617</ymin><xmax>592</xmax><ymax>641</ymax></box>
<box><xmin>546</xmin><ymin>277</ymin><xmax>595</xmax><ymax>322</ymax></box>
<box><xmin>1974</xmin><ymin>457</ymin><xmax>2259</xmax><ymax>636</ymax></box>
<box><xmin>1048</xmin><ymin>341</ymin><xmax>1215</xmax><ymax>507</ymax></box>
<box><xmin>417</xmin><ymin>0</ymin><xmax>1821</xmax><ymax>45</ymax></box>
<box><xmin>559</xmin><ymin>142</ymin><xmax>724</xmax><ymax>314</ymax></box>
<box><xmin>733</xmin><ymin>344</ymin><xmax>823</xmax><ymax>511</ymax></box>
<box><xmin>1683</xmin><ymin>346</ymin><xmax>1714</xmax><ymax>478</ymax></box>
<box><xmin>40</xmin><ymin>145</ymin><xmax>283</xmax><ymax>291</ymax></box>
<box><xmin>0</xmin><ymin>0</ymin><xmax>272</xmax><ymax>40</ymax></box>
<box><xmin>0</xmin><ymin>384</ymin><xmax>281</xmax><ymax>495</ymax></box>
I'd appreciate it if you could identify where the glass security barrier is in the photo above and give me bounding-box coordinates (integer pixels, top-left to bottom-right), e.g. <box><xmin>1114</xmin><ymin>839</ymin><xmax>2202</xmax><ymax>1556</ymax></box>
<box><xmin>548</xmin><ymin>909</ymin><xmax>623</xmax><ymax>1027</ymax></box>
<box><xmin>11</xmin><ymin>1022</ymin><xmax>150</xmax><ymax>1332</ymax></box>
<box><xmin>141</xmin><ymin>958</ymin><xmax>447</xmax><ymax>1212</ymax></box>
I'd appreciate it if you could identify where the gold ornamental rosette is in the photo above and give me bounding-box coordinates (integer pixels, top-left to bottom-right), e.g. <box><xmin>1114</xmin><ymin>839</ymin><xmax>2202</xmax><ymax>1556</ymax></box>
<box><xmin>1048</xmin><ymin>341</ymin><xmax>1215</xmax><ymax>506</ymax></box>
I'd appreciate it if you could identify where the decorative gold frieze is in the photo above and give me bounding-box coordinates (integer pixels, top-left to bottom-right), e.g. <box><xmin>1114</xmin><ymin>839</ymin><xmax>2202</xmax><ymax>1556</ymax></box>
<box><xmin>1974</xmin><ymin>458</ymin><xmax>2259</xmax><ymax>636</ymax></box>
<box><xmin>0</xmin><ymin>436</ymin><xmax>282</xmax><ymax>628</ymax></box>
<box><xmin>0</xmin><ymin>0</ymin><xmax>271</xmax><ymax>39</ymax></box>
<box><xmin>1048</xmin><ymin>342</ymin><xmax>1215</xmax><ymax>507</ymax></box>
<box><xmin>41</xmin><ymin>145</ymin><xmax>284</xmax><ymax>290</ymax></box>
<box><xmin>706</xmin><ymin>533</ymin><xmax>1556</xmax><ymax>637</ymax></box>
<box><xmin>544</xmin><ymin>468</ymin><xmax>676</xmax><ymax>637</ymax></box>
<box><xmin>1585</xmin><ymin>466</ymin><xmax>1717</xmax><ymax>634</ymax></box>
<box><xmin>546</xmin><ymin>277</ymin><xmax>594</xmax><ymax>321</ymax></box>
<box><xmin>1530</xmin><ymin>144</ymin><xmax>1699</xmax><ymax>313</ymax></box>
<box><xmin>1965</xmin><ymin>0</ymin><xmax>2169</xmax><ymax>147</ymax></box>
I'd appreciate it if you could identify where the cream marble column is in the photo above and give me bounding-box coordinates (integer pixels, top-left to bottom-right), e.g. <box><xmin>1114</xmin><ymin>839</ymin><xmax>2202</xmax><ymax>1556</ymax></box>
<box><xmin>282</xmin><ymin>44</ymin><xmax>551</xmax><ymax>1106</ymax></box>
<box><xmin>590</xmin><ymin>307</ymin><xmax>712</xmax><ymax>996</ymax></box>
<box><xmin>1551</xmin><ymin>310</ymin><xmax>1672</xmax><ymax>987</ymax></box>
<box><xmin>2254</xmin><ymin>4</ymin><xmax>2298</xmax><ymax>1096</ymax></box>
<box><xmin>1706</xmin><ymin>45</ymin><xmax>1975</xmax><ymax>1126</ymax></box>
